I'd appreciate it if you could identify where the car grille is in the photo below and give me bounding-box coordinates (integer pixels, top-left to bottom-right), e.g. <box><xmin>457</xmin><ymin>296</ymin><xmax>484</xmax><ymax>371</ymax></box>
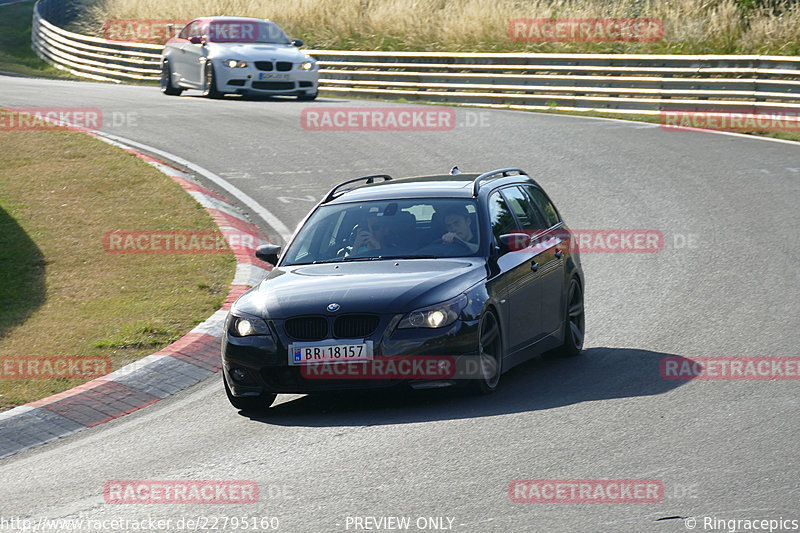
<box><xmin>283</xmin><ymin>315</ymin><xmax>381</xmax><ymax>340</ymax></box>
<box><xmin>334</xmin><ymin>315</ymin><xmax>380</xmax><ymax>338</ymax></box>
<box><xmin>285</xmin><ymin>317</ymin><xmax>327</xmax><ymax>341</ymax></box>
<box><xmin>252</xmin><ymin>81</ymin><xmax>295</xmax><ymax>91</ymax></box>
<box><xmin>254</xmin><ymin>61</ymin><xmax>293</xmax><ymax>72</ymax></box>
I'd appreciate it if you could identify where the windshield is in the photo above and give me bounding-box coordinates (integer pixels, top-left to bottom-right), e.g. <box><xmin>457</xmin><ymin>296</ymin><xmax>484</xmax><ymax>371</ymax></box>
<box><xmin>203</xmin><ymin>20</ymin><xmax>290</xmax><ymax>44</ymax></box>
<box><xmin>282</xmin><ymin>198</ymin><xmax>483</xmax><ymax>266</ymax></box>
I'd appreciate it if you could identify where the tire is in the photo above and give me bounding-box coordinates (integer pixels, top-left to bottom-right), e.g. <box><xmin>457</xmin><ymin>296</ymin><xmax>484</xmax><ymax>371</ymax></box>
<box><xmin>550</xmin><ymin>277</ymin><xmax>585</xmax><ymax>357</ymax></box>
<box><xmin>469</xmin><ymin>310</ymin><xmax>503</xmax><ymax>394</ymax></box>
<box><xmin>224</xmin><ymin>375</ymin><xmax>276</xmax><ymax>411</ymax></box>
<box><xmin>297</xmin><ymin>92</ymin><xmax>318</xmax><ymax>101</ymax></box>
<box><xmin>203</xmin><ymin>63</ymin><xmax>223</xmax><ymax>98</ymax></box>
<box><xmin>160</xmin><ymin>62</ymin><xmax>182</xmax><ymax>96</ymax></box>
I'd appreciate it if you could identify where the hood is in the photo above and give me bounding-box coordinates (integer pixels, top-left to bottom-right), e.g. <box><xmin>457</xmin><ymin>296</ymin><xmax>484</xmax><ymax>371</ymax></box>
<box><xmin>207</xmin><ymin>43</ymin><xmax>308</xmax><ymax>61</ymax></box>
<box><xmin>234</xmin><ymin>259</ymin><xmax>487</xmax><ymax>319</ymax></box>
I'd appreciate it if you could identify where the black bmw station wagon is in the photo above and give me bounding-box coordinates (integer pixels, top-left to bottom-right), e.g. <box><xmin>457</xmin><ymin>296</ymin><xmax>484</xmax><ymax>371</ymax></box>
<box><xmin>222</xmin><ymin>168</ymin><xmax>585</xmax><ymax>410</ymax></box>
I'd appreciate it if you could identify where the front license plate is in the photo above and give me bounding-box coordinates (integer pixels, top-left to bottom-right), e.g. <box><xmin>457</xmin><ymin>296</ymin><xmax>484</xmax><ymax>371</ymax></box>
<box><xmin>259</xmin><ymin>73</ymin><xmax>290</xmax><ymax>80</ymax></box>
<box><xmin>289</xmin><ymin>341</ymin><xmax>373</xmax><ymax>366</ymax></box>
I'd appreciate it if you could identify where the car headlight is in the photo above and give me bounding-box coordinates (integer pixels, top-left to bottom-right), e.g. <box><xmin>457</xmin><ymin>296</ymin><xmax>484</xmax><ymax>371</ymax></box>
<box><xmin>398</xmin><ymin>295</ymin><xmax>468</xmax><ymax>329</ymax></box>
<box><xmin>299</xmin><ymin>61</ymin><xmax>315</xmax><ymax>71</ymax></box>
<box><xmin>228</xmin><ymin>313</ymin><xmax>270</xmax><ymax>337</ymax></box>
<box><xmin>224</xmin><ymin>59</ymin><xmax>247</xmax><ymax>68</ymax></box>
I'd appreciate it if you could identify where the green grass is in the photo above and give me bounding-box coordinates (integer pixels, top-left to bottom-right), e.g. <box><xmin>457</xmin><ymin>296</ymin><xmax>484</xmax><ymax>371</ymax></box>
<box><xmin>0</xmin><ymin>111</ymin><xmax>236</xmax><ymax>411</ymax></box>
<box><xmin>0</xmin><ymin>202</ymin><xmax>46</xmax><ymax>341</ymax></box>
<box><xmin>0</xmin><ymin>1</ymin><xmax>76</xmax><ymax>77</ymax></box>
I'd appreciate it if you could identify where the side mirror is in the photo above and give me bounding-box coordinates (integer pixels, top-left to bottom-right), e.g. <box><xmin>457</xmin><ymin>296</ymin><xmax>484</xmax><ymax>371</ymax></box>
<box><xmin>255</xmin><ymin>244</ymin><xmax>281</xmax><ymax>265</ymax></box>
<box><xmin>291</xmin><ymin>39</ymin><xmax>304</xmax><ymax>47</ymax></box>
<box><xmin>188</xmin><ymin>36</ymin><xmax>205</xmax><ymax>45</ymax></box>
<box><xmin>499</xmin><ymin>233</ymin><xmax>531</xmax><ymax>252</ymax></box>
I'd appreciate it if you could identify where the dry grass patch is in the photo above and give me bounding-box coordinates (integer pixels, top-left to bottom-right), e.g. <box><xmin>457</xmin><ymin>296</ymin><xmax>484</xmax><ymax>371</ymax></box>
<box><xmin>75</xmin><ymin>0</ymin><xmax>800</xmax><ymax>55</ymax></box>
<box><xmin>0</xmin><ymin>114</ymin><xmax>235</xmax><ymax>411</ymax></box>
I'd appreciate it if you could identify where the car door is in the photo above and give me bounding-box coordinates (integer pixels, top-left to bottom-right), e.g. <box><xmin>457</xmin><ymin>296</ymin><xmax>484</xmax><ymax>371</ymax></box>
<box><xmin>520</xmin><ymin>184</ymin><xmax>568</xmax><ymax>337</ymax></box>
<box><xmin>169</xmin><ymin>21</ymin><xmax>194</xmax><ymax>84</ymax></box>
<box><xmin>496</xmin><ymin>186</ymin><xmax>555</xmax><ymax>350</ymax></box>
<box><xmin>181</xmin><ymin>20</ymin><xmax>208</xmax><ymax>86</ymax></box>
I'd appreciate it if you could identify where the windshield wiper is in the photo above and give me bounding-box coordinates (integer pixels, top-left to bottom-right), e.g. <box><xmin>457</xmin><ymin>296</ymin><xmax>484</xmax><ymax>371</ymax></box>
<box><xmin>298</xmin><ymin>255</ymin><xmax>440</xmax><ymax>266</ymax></box>
<box><xmin>373</xmin><ymin>255</ymin><xmax>439</xmax><ymax>260</ymax></box>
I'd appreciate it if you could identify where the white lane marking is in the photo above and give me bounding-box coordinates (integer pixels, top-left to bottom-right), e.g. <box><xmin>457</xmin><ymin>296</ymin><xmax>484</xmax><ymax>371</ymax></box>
<box><xmin>91</xmin><ymin>131</ymin><xmax>293</xmax><ymax>243</ymax></box>
<box><xmin>277</xmin><ymin>195</ymin><xmax>316</xmax><ymax>204</ymax></box>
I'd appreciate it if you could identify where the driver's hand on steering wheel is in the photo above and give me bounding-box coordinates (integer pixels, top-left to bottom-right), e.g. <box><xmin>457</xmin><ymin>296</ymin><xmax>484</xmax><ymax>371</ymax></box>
<box><xmin>354</xmin><ymin>229</ymin><xmax>380</xmax><ymax>250</ymax></box>
<box><xmin>442</xmin><ymin>232</ymin><xmax>460</xmax><ymax>244</ymax></box>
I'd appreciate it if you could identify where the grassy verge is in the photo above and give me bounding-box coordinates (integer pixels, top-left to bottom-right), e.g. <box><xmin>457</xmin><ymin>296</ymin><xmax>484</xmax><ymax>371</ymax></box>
<box><xmin>0</xmin><ymin>1</ymin><xmax>78</xmax><ymax>78</ymax></box>
<box><xmin>0</xmin><ymin>111</ymin><xmax>236</xmax><ymax>411</ymax></box>
<box><xmin>76</xmin><ymin>0</ymin><xmax>800</xmax><ymax>55</ymax></box>
<box><xmin>504</xmin><ymin>107</ymin><xmax>800</xmax><ymax>143</ymax></box>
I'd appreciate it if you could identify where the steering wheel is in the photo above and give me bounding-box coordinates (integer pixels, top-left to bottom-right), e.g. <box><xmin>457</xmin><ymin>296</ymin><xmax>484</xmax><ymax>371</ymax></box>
<box><xmin>442</xmin><ymin>237</ymin><xmax>474</xmax><ymax>254</ymax></box>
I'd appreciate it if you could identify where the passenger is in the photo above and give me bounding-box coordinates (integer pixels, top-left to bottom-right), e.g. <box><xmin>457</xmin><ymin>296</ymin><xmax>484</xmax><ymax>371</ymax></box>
<box><xmin>441</xmin><ymin>207</ymin><xmax>479</xmax><ymax>253</ymax></box>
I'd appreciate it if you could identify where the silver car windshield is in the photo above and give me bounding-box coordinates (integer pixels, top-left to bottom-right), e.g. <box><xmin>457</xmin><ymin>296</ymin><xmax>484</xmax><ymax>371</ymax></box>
<box><xmin>206</xmin><ymin>21</ymin><xmax>290</xmax><ymax>44</ymax></box>
<box><xmin>282</xmin><ymin>199</ymin><xmax>483</xmax><ymax>266</ymax></box>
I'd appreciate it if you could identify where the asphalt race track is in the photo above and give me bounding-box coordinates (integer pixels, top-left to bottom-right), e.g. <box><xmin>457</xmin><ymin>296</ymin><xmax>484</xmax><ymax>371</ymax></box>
<box><xmin>1</xmin><ymin>76</ymin><xmax>798</xmax><ymax>532</ymax></box>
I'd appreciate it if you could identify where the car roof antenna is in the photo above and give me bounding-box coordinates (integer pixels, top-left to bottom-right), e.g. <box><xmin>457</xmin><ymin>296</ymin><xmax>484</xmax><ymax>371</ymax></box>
<box><xmin>449</xmin><ymin>166</ymin><xmax>461</xmax><ymax>175</ymax></box>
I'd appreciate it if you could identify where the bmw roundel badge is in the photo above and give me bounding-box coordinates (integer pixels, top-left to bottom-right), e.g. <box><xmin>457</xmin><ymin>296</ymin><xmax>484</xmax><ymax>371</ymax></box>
<box><xmin>327</xmin><ymin>303</ymin><xmax>340</xmax><ymax>312</ymax></box>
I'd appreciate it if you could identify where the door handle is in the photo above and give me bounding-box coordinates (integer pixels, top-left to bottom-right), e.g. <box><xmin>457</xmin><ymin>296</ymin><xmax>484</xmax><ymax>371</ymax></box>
<box><xmin>555</xmin><ymin>249</ymin><xmax>563</xmax><ymax>259</ymax></box>
<box><xmin>530</xmin><ymin>261</ymin><xmax>539</xmax><ymax>272</ymax></box>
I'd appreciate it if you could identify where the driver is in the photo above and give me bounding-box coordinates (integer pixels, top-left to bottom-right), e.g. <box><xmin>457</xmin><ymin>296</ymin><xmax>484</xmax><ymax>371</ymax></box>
<box><xmin>352</xmin><ymin>214</ymin><xmax>392</xmax><ymax>252</ymax></box>
<box><xmin>441</xmin><ymin>207</ymin><xmax>479</xmax><ymax>252</ymax></box>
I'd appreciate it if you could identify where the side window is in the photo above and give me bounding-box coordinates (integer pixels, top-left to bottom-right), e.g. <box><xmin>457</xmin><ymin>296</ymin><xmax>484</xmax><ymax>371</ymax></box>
<box><xmin>488</xmin><ymin>192</ymin><xmax>519</xmax><ymax>247</ymax></box>
<box><xmin>522</xmin><ymin>185</ymin><xmax>561</xmax><ymax>228</ymax></box>
<box><xmin>501</xmin><ymin>186</ymin><xmax>546</xmax><ymax>231</ymax></box>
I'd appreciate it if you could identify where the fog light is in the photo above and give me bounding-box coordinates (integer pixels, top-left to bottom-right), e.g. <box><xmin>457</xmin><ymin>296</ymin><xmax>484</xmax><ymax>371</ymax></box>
<box><xmin>232</xmin><ymin>368</ymin><xmax>247</xmax><ymax>382</ymax></box>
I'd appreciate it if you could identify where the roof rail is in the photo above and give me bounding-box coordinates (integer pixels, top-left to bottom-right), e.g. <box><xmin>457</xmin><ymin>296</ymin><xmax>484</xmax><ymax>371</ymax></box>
<box><xmin>472</xmin><ymin>168</ymin><xmax>527</xmax><ymax>196</ymax></box>
<box><xmin>321</xmin><ymin>174</ymin><xmax>393</xmax><ymax>203</ymax></box>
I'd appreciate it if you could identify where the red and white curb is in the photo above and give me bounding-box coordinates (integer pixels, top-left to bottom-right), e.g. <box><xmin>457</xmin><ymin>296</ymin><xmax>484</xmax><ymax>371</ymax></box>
<box><xmin>0</xmin><ymin>138</ymin><xmax>271</xmax><ymax>459</ymax></box>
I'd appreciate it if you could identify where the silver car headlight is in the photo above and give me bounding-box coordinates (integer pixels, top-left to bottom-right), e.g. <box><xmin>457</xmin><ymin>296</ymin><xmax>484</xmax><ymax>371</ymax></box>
<box><xmin>299</xmin><ymin>61</ymin><xmax>315</xmax><ymax>71</ymax></box>
<box><xmin>224</xmin><ymin>59</ymin><xmax>247</xmax><ymax>68</ymax></box>
<box><xmin>397</xmin><ymin>295</ymin><xmax>468</xmax><ymax>329</ymax></box>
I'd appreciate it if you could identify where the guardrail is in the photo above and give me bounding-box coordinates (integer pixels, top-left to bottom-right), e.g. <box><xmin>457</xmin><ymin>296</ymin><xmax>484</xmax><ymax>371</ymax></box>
<box><xmin>32</xmin><ymin>0</ymin><xmax>162</xmax><ymax>82</ymax></box>
<box><xmin>31</xmin><ymin>0</ymin><xmax>800</xmax><ymax>114</ymax></box>
<box><xmin>307</xmin><ymin>50</ymin><xmax>800</xmax><ymax>115</ymax></box>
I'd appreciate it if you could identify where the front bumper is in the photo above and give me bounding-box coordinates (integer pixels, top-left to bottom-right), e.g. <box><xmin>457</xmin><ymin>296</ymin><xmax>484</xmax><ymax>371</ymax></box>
<box><xmin>214</xmin><ymin>62</ymin><xmax>319</xmax><ymax>95</ymax></box>
<box><xmin>222</xmin><ymin>316</ymin><xmax>480</xmax><ymax>395</ymax></box>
